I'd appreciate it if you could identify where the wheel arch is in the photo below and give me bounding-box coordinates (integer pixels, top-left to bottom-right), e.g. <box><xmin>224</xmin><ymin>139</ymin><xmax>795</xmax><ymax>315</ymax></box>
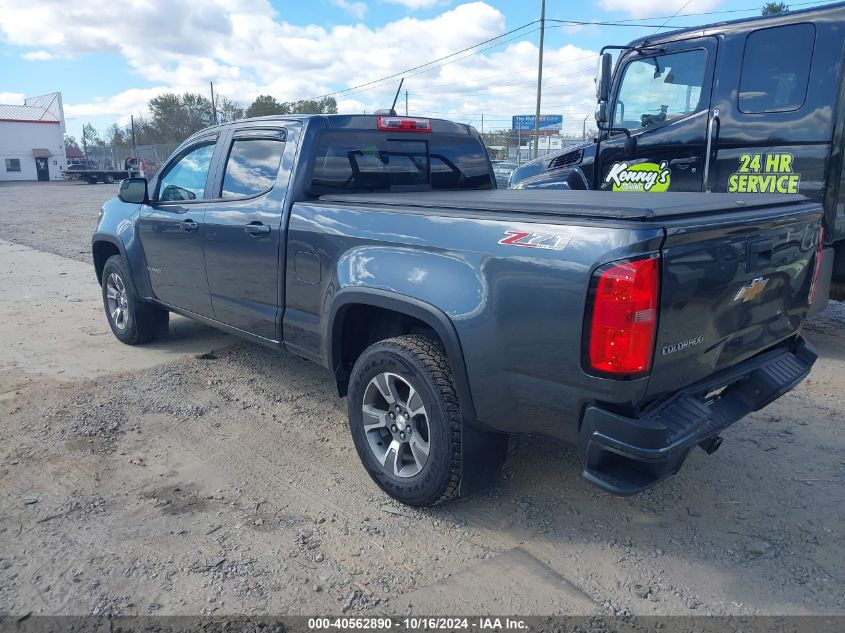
<box><xmin>328</xmin><ymin>288</ymin><xmax>477</xmax><ymax>423</ymax></box>
<box><xmin>92</xmin><ymin>235</ymin><xmax>126</xmax><ymax>284</ymax></box>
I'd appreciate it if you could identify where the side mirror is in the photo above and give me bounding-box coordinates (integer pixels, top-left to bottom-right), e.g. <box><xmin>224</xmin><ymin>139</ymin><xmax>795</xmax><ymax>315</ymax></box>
<box><xmin>595</xmin><ymin>52</ymin><xmax>613</xmax><ymax>102</ymax></box>
<box><xmin>595</xmin><ymin>101</ymin><xmax>608</xmax><ymax>125</ymax></box>
<box><xmin>118</xmin><ymin>177</ymin><xmax>148</xmax><ymax>204</ymax></box>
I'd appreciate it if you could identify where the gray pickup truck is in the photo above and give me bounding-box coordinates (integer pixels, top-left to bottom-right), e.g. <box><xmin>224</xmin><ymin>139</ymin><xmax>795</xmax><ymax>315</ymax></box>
<box><xmin>92</xmin><ymin>114</ymin><xmax>823</xmax><ymax>506</ymax></box>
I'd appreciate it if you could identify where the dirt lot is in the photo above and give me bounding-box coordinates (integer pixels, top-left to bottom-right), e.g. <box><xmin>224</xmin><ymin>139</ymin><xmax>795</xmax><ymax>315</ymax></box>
<box><xmin>1</xmin><ymin>181</ymin><xmax>844</xmax><ymax>617</ymax></box>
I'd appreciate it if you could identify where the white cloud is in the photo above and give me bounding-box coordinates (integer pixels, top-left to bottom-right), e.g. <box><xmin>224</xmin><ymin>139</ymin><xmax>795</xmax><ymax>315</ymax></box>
<box><xmin>597</xmin><ymin>0</ymin><xmax>722</xmax><ymax>20</ymax></box>
<box><xmin>63</xmin><ymin>87</ymin><xmax>171</xmax><ymax>121</ymax></box>
<box><xmin>0</xmin><ymin>0</ymin><xmax>598</xmax><ymax>136</ymax></box>
<box><xmin>0</xmin><ymin>92</ymin><xmax>26</xmax><ymax>104</ymax></box>
<box><xmin>331</xmin><ymin>0</ymin><xmax>368</xmax><ymax>19</ymax></box>
<box><xmin>21</xmin><ymin>50</ymin><xmax>57</xmax><ymax>61</ymax></box>
<box><xmin>384</xmin><ymin>0</ymin><xmax>445</xmax><ymax>9</ymax></box>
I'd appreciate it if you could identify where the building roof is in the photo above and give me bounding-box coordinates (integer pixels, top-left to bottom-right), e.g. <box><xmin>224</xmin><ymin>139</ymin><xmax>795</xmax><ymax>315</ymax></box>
<box><xmin>0</xmin><ymin>104</ymin><xmax>60</xmax><ymax>123</ymax></box>
<box><xmin>0</xmin><ymin>93</ymin><xmax>64</xmax><ymax>125</ymax></box>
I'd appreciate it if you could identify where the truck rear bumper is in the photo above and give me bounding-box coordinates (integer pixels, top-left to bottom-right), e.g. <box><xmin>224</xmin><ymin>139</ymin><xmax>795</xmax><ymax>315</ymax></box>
<box><xmin>579</xmin><ymin>337</ymin><xmax>817</xmax><ymax>496</ymax></box>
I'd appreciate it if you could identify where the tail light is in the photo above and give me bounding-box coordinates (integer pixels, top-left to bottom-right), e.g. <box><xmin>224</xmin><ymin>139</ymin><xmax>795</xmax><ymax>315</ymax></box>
<box><xmin>586</xmin><ymin>255</ymin><xmax>660</xmax><ymax>377</ymax></box>
<box><xmin>377</xmin><ymin>116</ymin><xmax>432</xmax><ymax>133</ymax></box>
<box><xmin>809</xmin><ymin>225</ymin><xmax>825</xmax><ymax>304</ymax></box>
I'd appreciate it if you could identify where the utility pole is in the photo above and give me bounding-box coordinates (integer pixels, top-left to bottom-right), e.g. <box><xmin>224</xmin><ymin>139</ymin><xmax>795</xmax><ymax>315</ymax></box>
<box><xmin>532</xmin><ymin>0</ymin><xmax>546</xmax><ymax>160</ymax></box>
<box><xmin>210</xmin><ymin>81</ymin><xmax>217</xmax><ymax>124</ymax></box>
<box><xmin>130</xmin><ymin>115</ymin><xmax>137</xmax><ymax>158</ymax></box>
<box><xmin>405</xmin><ymin>90</ymin><xmax>409</xmax><ymax>116</ymax></box>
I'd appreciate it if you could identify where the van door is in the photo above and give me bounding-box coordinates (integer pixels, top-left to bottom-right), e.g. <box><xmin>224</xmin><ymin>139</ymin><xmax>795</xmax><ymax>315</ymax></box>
<box><xmin>709</xmin><ymin>23</ymin><xmax>831</xmax><ymax>207</ymax></box>
<box><xmin>596</xmin><ymin>37</ymin><xmax>718</xmax><ymax>193</ymax></box>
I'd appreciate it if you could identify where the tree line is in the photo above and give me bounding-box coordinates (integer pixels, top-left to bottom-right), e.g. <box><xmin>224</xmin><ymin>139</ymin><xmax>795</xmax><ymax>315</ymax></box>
<box><xmin>66</xmin><ymin>92</ymin><xmax>337</xmax><ymax>149</ymax></box>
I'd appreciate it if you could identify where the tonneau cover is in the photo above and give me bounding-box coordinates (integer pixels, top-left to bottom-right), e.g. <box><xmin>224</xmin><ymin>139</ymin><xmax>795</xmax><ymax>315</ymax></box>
<box><xmin>317</xmin><ymin>190</ymin><xmax>809</xmax><ymax>221</ymax></box>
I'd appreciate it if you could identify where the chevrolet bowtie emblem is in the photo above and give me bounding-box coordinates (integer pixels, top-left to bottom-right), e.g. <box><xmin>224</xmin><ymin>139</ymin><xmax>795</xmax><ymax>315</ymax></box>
<box><xmin>735</xmin><ymin>276</ymin><xmax>769</xmax><ymax>302</ymax></box>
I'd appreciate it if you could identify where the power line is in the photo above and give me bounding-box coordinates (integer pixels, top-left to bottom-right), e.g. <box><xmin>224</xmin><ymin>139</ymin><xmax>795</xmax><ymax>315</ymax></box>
<box><xmin>322</xmin><ymin>26</ymin><xmax>543</xmax><ymax>102</ymax></box>
<box><xmin>299</xmin><ymin>20</ymin><xmax>539</xmax><ymax>102</ymax></box>
<box><xmin>651</xmin><ymin>0</ymin><xmax>697</xmax><ymax>34</ymax></box>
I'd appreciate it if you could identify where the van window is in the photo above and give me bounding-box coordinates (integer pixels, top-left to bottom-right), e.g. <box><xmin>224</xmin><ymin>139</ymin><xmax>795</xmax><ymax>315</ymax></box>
<box><xmin>309</xmin><ymin>131</ymin><xmax>492</xmax><ymax>195</ymax></box>
<box><xmin>739</xmin><ymin>23</ymin><xmax>815</xmax><ymax>113</ymax></box>
<box><xmin>613</xmin><ymin>49</ymin><xmax>707</xmax><ymax>131</ymax></box>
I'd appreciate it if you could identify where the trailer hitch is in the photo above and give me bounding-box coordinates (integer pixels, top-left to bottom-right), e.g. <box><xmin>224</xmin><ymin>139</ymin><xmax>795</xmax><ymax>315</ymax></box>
<box><xmin>699</xmin><ymin>436</ymin><xmax>723</xmax><ymax>455</ymax></box>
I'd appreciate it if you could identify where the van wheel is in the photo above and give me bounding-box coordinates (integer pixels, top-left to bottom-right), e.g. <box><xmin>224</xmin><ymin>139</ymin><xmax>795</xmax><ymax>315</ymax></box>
<box><xmin>104</xmin><ymin>173</ymin><xmax>115</xmax><ymax>184</ymax></box>
<box><xmin>101</xmin><ymin>255</ymin><xmax>168</xmax><ymax>345</ymax></box>
<box><xmin>347</xmin><ymin>335</ymin><xmax>461</xmax><ymax>506</ymax></box>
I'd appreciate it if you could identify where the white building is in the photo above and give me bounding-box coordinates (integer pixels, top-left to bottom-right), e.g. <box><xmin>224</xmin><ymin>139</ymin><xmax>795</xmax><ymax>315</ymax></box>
<box><xmin>0</xmin><ymin>92</ymin><xmax>68</xmax><ymax>182</ymax></box>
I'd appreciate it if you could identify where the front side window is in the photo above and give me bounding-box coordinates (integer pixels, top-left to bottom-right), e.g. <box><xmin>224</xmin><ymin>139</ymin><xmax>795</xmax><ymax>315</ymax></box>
<box><xmin>221</xmin><ymin>138</ymin><xmax>286</xmax><ymax>198</ymax></box>
<box><xmin>739</xmin><ymin>24</ymin><xmax>815</xmax><ymax>113</ymax></box>
<box><xmin>5</xmin><ymin>158</ymin><xmax>21</xmax><ymax>172</ymax></box>
<box><xmin>157</xmin><ymin>143</ymin><xmax>215</xmax><ymax>202</ymax></box>
<box><xmin>613</xmin><ymin>49</ymin><xmax>707</xmax><ymax>132</ymax></box>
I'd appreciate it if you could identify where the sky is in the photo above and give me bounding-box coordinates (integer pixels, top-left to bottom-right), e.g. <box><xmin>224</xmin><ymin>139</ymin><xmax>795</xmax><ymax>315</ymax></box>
<box><xmin>0</xmin><ymin>0</ymin><xmax>829</xmax><ymax>141</ymax></box>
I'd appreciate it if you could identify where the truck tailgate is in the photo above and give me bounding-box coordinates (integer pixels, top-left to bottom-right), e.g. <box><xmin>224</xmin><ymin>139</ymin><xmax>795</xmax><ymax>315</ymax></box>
<box><xmin>647</xmin><ymin>201</ymin><xmax>822</xmax><ymax>399</ymax></box>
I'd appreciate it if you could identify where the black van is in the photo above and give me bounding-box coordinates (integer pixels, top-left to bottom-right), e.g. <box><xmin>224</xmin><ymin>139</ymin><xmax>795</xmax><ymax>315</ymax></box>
<box><xmin>509</xmin><ymin>2</ymin><xmax>845</xmax><ymax>306</ymax></box>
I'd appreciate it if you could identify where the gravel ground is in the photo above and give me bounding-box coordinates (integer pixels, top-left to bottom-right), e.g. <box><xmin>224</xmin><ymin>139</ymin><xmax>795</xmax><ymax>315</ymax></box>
<box><xmin>1</xmin><ymin>180</ymin><xmax>844</xmax><ymax>617</ymax></box>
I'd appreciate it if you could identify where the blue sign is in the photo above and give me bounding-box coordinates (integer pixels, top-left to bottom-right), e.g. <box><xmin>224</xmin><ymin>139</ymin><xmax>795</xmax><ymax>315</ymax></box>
<box><xmin>512</xmin><ymin>114</ymin><xmax>563</xmax><ymax>132</ymax></box>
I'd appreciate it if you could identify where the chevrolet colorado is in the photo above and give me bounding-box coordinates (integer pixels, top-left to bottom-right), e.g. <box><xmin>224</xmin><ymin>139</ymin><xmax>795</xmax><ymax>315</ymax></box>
<box><xmin>92</xmin><ymin>114</ymin><xmax>823</xmax><ymax>506</ymax></box>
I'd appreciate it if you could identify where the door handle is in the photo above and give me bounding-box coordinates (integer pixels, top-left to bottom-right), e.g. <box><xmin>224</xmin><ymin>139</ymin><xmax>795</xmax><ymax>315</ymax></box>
<box><xmin>671</xmin><ymin>157</ymin><xmax>698</xmax><ymax>170</ymax></box>
<box><xmin>245</xmin><ymin>222</ymin><xmax>271</xmax><ymax>237</ymax></box>
<box><xmin>703</xmin><ymin>108</ymin><xmax>720</xmax><ymax>192</ymax></box>
<box><xmin>180</xmin><ymin>219</ymin><xmax>199</xmax><ymax>232</ymax></box>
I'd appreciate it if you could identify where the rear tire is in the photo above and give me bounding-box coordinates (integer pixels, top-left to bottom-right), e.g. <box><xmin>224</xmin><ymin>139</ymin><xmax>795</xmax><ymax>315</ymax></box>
<box><xmin>104</xmin><ymin>173</ymin><xmax>115</xmax><ymax>184</ymax></box>
<box><xmin>101</xmin><ymin>255</ymin><xmax>168</xmax><ymax>345</ymax></box>
<box><xmin>347</xmin><ymin>335</ymin><xmax>461</xmax><ymax>506</ymax></box>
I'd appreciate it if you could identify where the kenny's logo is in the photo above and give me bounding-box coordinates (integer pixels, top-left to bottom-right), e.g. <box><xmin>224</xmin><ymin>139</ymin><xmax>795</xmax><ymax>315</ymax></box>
<box><xmin>605</xmin><ymin>161</ymin><xmax>671</xmax><ymax>192</ymax></box>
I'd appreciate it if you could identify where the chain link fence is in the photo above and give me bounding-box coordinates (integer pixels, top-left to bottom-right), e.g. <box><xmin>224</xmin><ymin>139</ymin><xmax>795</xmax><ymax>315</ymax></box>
<box><xmin>69</xmin><ymin>143</ymin><xmax>180</xmax><ymax>178</ymax></box>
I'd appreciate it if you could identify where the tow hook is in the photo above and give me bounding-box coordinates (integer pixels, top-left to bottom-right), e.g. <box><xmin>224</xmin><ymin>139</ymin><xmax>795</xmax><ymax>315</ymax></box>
<box><xmin>699</xmin><ymin>436</ymin><xmax>723</xmax><ymax>455</ymax></box>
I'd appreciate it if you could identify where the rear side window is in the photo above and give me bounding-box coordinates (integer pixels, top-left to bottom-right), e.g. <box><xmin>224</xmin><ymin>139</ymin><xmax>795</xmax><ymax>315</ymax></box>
<box><xmin>738</xmin><ymin>23</ymin><xmax>815</xmax><ymax>113</ymax></box>
<box><xmin>310</xmin><ymin>131</ymin><xmax>492</xmax><ymax>195</ymax></box>
<box><xmin>221</xmin><ymin>138</ymin><xmax>285</xmax><ymax>198</ymax></box>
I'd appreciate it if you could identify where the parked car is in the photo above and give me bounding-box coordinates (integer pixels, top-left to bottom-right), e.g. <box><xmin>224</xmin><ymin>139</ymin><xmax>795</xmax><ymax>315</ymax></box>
<box><xmin>493</xmin><ymin>161</ymin><xmax>518</xmax><ymax>188</ymax></box>
<box><xmin>509</xmin><ymin>2</ymin><xmax>845</xmax><ymax>312</ymax></box>
<box><xmin>93</xmin><ymin>114</ymin><xmax>822</xmax><ymax>506</ymax></box>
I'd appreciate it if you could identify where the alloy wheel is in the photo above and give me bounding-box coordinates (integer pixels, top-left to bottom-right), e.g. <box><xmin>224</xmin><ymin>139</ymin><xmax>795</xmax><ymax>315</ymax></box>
<box><xmin>105</xmin><ymin>272</ymin><xmax>129</xmax><ymax>330</ymax></box>
<box><xmin>362</xmin><ymin>372</ymin><xmax>431</xmax><ymax>478</ymax></box>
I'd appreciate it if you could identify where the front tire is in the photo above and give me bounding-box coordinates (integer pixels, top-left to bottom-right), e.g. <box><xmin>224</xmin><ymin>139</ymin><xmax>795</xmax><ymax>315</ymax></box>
<box><xmin>101</xmin><ymin>255</ymin><xmax>168</xmax><ymax>345</ymax></box>
<box><xmin>348</xmin><ymin>335</ymin><xmax>461</xmax><ymax>506</ymax></box>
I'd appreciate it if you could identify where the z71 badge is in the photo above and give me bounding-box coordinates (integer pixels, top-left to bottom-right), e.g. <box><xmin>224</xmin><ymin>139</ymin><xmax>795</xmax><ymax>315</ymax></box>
<box><xmin>498</xmin><ymin>230</ymin><xmax>571</xmax><ymax>251</ymax></box>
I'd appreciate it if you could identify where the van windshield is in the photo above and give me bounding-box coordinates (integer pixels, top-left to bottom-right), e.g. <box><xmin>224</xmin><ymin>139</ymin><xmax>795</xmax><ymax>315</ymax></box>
<box><xmin>309</xmin><ymin>131</ymin><xmax>493</xmax><ymax>195</ymax></box>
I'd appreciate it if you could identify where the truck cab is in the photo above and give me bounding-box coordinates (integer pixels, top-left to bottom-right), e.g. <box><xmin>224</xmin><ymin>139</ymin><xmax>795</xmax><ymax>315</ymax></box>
<box><xmin>509</xmin><ymin>2</ymin><xmax>845</xmax><ymax>304</ymax></box>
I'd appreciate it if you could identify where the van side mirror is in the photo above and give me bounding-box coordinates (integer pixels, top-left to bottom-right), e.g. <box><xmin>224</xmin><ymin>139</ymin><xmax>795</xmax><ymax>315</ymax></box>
<box><xmin>595</xmin><ymin>52</ymin><xmax>613</xmax><ymax>102</ymax></box>
<box><xmin>118</xmin><ymin>177</ymin><xmax>148</xmax><ymax>204</ymax></box>
<box><xmin>595</xmin><ymin>101</ymin><xmax>608</xmax><ymax>125</ymax></box>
